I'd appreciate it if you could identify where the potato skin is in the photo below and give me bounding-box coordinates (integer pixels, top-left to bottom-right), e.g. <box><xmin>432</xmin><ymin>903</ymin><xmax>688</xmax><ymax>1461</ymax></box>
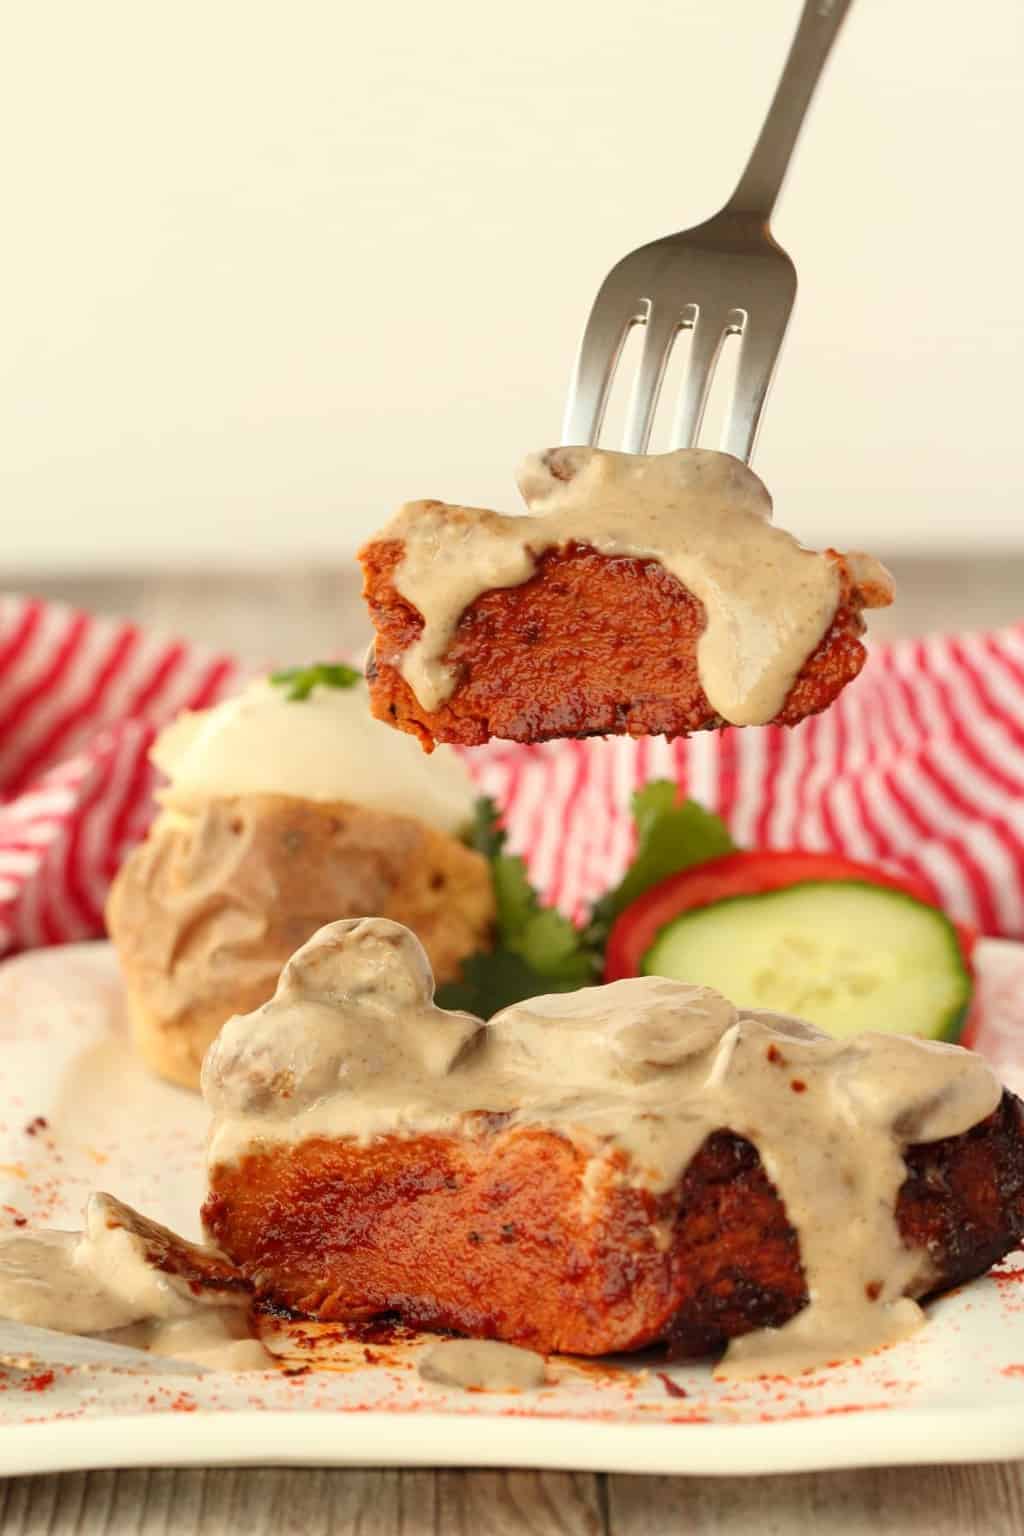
<box><xmin>106</xmin><ymin>794</ymin><xmax>494</xmax><ymax>1089</ymax></box>
<box><xmin>360</xmin><ymin>539</ymin><xmax>882</xmax><ymax>750</ymax></box>
<box><xmin>202</xmin><ymin>1094</ymin><xmax>1024</xmax><ymax>1358</ymax></box>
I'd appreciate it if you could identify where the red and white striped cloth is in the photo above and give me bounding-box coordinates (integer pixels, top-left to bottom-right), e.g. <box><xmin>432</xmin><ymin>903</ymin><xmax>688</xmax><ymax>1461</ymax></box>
<box><xmin>0</xmin><ymin>596</ymin><xmax>242</xmax><ymax>954</ymax></box>
<box><xmin>1</xmin><ymin>592</ymin><xmax>1023</xmax><ymax>957</ymax></box>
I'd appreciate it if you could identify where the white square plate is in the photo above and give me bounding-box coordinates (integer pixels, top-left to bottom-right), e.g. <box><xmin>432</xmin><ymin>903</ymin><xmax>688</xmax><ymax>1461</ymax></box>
<box><xmin>2</xmin><ymin>940</ymin><xmax>1024</xmax><ymax>1478</ymax></box>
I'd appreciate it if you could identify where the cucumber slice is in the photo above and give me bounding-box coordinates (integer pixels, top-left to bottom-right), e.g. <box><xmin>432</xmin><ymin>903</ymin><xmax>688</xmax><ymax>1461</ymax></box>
<box><xmin>641</xmin><ymin>880</ymin><xmax>971</xmax><ymax>1041</ymax></box>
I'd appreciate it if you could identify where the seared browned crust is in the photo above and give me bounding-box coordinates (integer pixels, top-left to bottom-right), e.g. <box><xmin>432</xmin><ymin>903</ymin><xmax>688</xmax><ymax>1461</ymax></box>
<box><xmin>666</xmin><ymin>1092</ymin><xmax>1024</xmax><ymax>1359</ymax></box>
<box><xmin>202</xmin><ymin>1092</ymin><xmax>1024</xmax><ymax>1359</ymax></box>
<box><xmin>106</xmin><ymin>795</ymin><xmax>494</xmax><ymax>1090</ymax></box>
<box><xmin>360</xmin><ymin>538</ymin><xmax>886</xmax><ymax>750</ymax></box>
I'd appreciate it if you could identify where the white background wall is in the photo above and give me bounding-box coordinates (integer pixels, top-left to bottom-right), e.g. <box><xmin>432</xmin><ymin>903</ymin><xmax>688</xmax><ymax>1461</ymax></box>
<box><xmin>2</xmin><ymin>0</ymin><xmax>1021</xmax><ymax>572</ymax></box>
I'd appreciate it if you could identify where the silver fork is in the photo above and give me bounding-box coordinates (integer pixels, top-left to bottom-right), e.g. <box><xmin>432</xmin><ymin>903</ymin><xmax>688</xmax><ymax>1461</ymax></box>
<box><xmin>562</xmin><ymin>0</ymin><xmax>853</xmax><ymax>464</ymax></box>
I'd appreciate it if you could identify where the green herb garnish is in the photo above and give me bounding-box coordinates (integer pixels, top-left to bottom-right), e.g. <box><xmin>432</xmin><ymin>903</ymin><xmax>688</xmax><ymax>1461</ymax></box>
<box><xmin>440</xmin><ymin>784</ymin><xmax>735</xmax><ymax>1017</ymax></box>
<box><xmin>464</xmin><ymin>794</ymin><xmax>507</xmax><ymax>860</ymax></box>
<box><xmin>436</xmin><ymin>797</ymin><xmax>592</xmax><ymax>1015</ymax></box>
<box><xmin>270</xmin><ymin>662</ymin><xmax>361</xmax><ymax>701</ymax></box>
<box><xmin>583</xmin><ymin>781</ymin><xmax>735</xmax><ymax>958</ymax></box>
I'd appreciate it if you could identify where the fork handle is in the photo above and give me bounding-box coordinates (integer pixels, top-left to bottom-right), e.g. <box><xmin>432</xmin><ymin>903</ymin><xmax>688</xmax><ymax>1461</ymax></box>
<box><xmin>725</xmin><ymin>0</ymin><xmax>854</xmax><ymax>220</ymax></box>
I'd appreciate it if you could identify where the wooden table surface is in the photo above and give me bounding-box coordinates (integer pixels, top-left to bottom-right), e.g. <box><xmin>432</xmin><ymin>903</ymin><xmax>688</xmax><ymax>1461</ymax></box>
<box><xmin>4</xmin><ymin>560</ymin><xmax>1024</xmax><ymax>1535</ymax></box>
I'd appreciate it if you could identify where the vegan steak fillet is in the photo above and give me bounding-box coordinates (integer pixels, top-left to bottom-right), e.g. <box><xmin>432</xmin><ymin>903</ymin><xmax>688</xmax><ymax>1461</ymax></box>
<box><xmin>200</xmin><ymin>918</ymin><xmax>1024</xmax><ymax>1376</ymax></box>
<box><xmin>359</xmin><ymin>447</ymin><xmax>893</xmax><ymax>750</ymax></box>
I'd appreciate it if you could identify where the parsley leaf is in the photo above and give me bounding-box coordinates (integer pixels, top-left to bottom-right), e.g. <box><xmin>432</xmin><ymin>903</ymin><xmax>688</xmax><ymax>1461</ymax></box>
<box><xmin>436</xmin><ymin>948</ymin><xmax>572</xmax><ymax>1017</ymax></box>
<box><xmin>270</xmin><ymin>662</ymin><xmax>361</xmax><ymax>701</ymax></box>
<box><xmin>583</xmin><ymin>781</ymin><xmax>735</xmax><ymax>958</ymax></box>
<box><xmin>439</xmin><ymin>784</ymin><xmax>734</xmax><ymax>1017</ymax></box>
<box><xmin>464</xmin><ymin>795</ymin><xmax>509</xmax><ymax>861</ymax></box>
<box><xmin>437</xmin><ymin>798</ymin><xmax>591</xmax><ymax>1016</ymax></box>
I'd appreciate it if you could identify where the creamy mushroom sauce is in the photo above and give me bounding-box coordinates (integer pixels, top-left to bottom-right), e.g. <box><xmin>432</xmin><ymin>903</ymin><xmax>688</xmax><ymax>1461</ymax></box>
<box><xmin>418</xmin><ymin>1338</ymin><xmax>546</xmax><ymax>1392</ymax></box>
<box><xmin>0</xmin><ymin>1193</ymin><xmax>271</xmax><ymax>1372</ymax></box>
<box><xmin>205</xmin><ymin>918</ymin><xmax>1002</xmax><ymax>1378</ymax></box>
<box><xmin>376</xmin><ymin>447</ymin><xmax>888</xmax><ymax>726</ymax></box>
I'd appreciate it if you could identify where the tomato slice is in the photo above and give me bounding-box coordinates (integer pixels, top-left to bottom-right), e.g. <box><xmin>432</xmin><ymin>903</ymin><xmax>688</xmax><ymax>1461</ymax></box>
<box><xmin>604</xmin><ymin>849</ymin><xmax>976</xmax><ymax>983</ymax></box>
